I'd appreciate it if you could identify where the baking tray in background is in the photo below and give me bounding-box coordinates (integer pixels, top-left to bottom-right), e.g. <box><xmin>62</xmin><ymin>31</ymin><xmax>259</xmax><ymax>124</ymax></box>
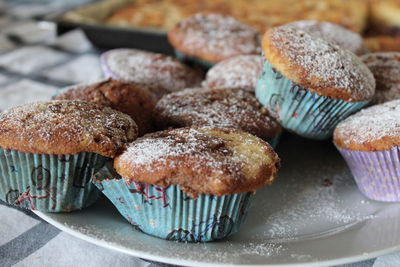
<box><xmin>48</xmin><ymin>0</ymin><xmax>400</xmax><ymax>55</ymax></box>
<box><xmin>47</xmin><ymin>0</ymin><xmax>174</xmax><ymax>54</ymax></box>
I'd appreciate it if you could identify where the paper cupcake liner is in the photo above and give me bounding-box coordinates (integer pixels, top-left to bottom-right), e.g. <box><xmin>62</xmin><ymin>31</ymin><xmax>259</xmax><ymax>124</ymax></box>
<box><xmin>0</xmin><ymin>149</ymin><xmax>106</xmax><ymax>212</ymax></box>
<box><xmin>336</xmin><ymin>145</ymin><xmax>400</xmax><ymax>202</ymax></box>
<box><xmin>255</xmin><ymin>59</ymin><xmax>369</xmax><ymax>140</ymax></box>
<box><xmin>174</xmin><ymin>49</ymin><xmax>215</xmax><ymax>70</ymax></box>
<box><xmin>92</xmin><ymin>165</ymin><xmax>253</xmax><ymax>242</ymax></box>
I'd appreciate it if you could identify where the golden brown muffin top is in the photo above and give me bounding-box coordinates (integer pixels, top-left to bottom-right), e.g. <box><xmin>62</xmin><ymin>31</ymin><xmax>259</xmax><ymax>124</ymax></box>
<box><xmin>114</xmin><ymin>127</ymin><xmax>280</xmax><ymax>198</ymax></box>
<box><xmin>100</xmin><ymin>48</ymin><xmax>203</xmax><ymax>99</ymax></box>
<box><xmin>0</xmin><ymin>100</ymin><xmax>138</xmax><ymax>157</ymax></box>
<box><xmin>168</xmin><ymin>13</ymin><xmax>261</xmax><ymax>63</ymax></box>
<box><xmin>204</xmin><ymin>55</ymin><xmax>263</xmax><ymax>92</ymax></box>
<box><xmin>286</xmin><ymin>20</ymin><xmax>367</xmax><ymax>55</ymax></box>
<box><xmin>54</xmin><ymin>78</ymin><xmax>157</xmax><ymax>136</ymax></box>
<box><xmin>154</xmin><ymin>88</ymin><xmax>282</xmax><ymax>141</ymax></box>
<box><xmin>262</xmin><ymin>25</ymin><xmax>375</xmax><ymax>102</ymax></box>
<box><xmin>333</xmin><ymin>99</ymin><xmax>400</xmax><ymax>151</ymax></box>
<box><xmin>361</xmin><ymin>52</ymin><xmax>400</xmax><ymax>104</ymax></box>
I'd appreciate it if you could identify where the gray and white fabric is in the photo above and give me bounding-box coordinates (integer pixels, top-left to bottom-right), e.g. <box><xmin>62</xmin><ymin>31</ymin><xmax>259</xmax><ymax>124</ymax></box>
<box><xmin>0</xmin><ymin>1</ymin><xmax>398</xmax><ymax>266</ymax></box>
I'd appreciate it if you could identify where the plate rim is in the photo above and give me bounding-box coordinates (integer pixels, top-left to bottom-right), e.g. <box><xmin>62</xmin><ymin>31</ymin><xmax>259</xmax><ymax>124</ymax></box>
<box><xmin>34</xmin><ymin>210</ymin><xmax>400</xmax><ymax>267</ymax></box>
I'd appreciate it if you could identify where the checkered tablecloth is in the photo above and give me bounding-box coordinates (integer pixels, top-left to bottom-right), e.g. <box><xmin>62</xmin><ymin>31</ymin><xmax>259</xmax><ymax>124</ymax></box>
<box><xmin>0</xmin><ymin>1</ymin><xmax>399</xmax><ymax>266</ymax></box>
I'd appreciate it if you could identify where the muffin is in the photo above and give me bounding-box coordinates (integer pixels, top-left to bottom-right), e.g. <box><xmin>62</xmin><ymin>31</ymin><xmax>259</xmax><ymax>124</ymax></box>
<box><xmin>286</xmin><ymin>20</ymin><xmax>367</xmax><ymax>55</ymax></box>
<box><xmin>54</xmin><ymin>78</ymin><xmax>157</xmax><ymax>136</ymax></box>
<box><xmin>92</xmin><ymin>127</ymin><xmax>280</xmax><ymax>242</ymax></box>
<box><xmin>168</xmin><ymin>13</ymin><xmax>261</xmax><ymax>69</ymax></box>
<box><xmin>154</xmin><ymin>88</ymin><xmax>282</xmax><ymax>147</ymax></box>
<box><xmin>334</xmin><ymin>99</ymin><xmax>400</xmax><ymax>202</ymax></box>
<box><xmin>0</xmin><ymin>100</ymin><xmax>137</xmax><ymax>212</ymax></box>
<box><xmin>100</xmin><ymin>48</ymin><xmax>203</xmax><ymax>99</ymax></box>
<box><xmin>203</xmin><ymin>55</ymin><xmax>263</xmax><ymax>92</ymax></box>
<box><xmin>256</xmin><ymin>24</ymin><xmax>375</xmax><ymax>140</ymax></box>
<box><xmin>361</xmin><ymin>52</ymin><xmax>400</xmax><ymax>104</ymax></box>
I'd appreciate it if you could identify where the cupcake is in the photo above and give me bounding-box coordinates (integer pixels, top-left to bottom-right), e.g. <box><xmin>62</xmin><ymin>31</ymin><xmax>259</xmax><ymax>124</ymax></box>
<box><xmin>92</xmin><ymin>127</ymin><xmax>280</xmax><ymax>242</ymax></box>
<box><xmin>100</xmin><ymin>48</ymin><xmax>203</xmax><ymax>99</ymax></box>
<box><xmin>286</xmin><ymin>20</ymin><xmax>368</xmax><ymax>55</ymax></box>
<box><xmin>167</xmin><ymin>13</ymin><xmax>261</xmax><ymax>69</ymax></box>
<box><xmin>154</xmin><ymin>88</ymin><xmax>282</xmax><ymax>147</ymax></box>
<box><xmin>361</xmin><ymin>52</ymin><xmax>400</xmax><ymax>104</ymax></box>
<box><xmin>54</xmin><ymin>78</ymin><xmax>157</xmax><ymax>136</ymax></box>
<box><xmin>203</xmin><ymin>55</ymin><xmax>263</xmax><ymax>93</ymax></box>
<box><xmin>0</xmin><ymin>100</ymin><xmax>137</xmax><ymax>212</ymax></box>
<box><xmin>334</xmin><ymin>99</ymin><xmax>400</xmax><ymax>202</ymax></box>
<box><xmin>256</xmin><ymin>24</ymin><xmax>375</xmax><ymax>140</ymax></box>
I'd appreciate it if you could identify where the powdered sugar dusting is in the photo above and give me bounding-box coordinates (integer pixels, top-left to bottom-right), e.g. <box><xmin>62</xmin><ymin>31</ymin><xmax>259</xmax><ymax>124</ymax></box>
<box><xmin>242</xmin><ymin>136</ymin><xmax>379</xmax><ymax>243</ymax></box>
<box><xmin>233</xmin><ymin>242</ymin><xmax>285</xmax><ymax>258</ymax></box>
<box><xmin>155</xmin><ymin>88</ymin><xmax>281</xmax><ymax>141</ymax></box>
<box><xmin>63</xmin><ymin>221</ymin><xmax>286</xmax><ymax>263</ymax></box>
<box><xmin>101</xmin><ymin>48</ymin><xmax>203</xmax><ymax>98</ymax></box>
<box><xmin>287</xmin><ymin>20</ymin><xmax>366</xmax><ymax>55</ymax></box>
<box><xmin>117</xmin><ymin>127</ymin><xmax>265</xmax><ymax>177</ymax></box>
<box><xmin>267</xmin><ymin>25</ymin><xmax>375</xmax><ymax>101</ymax></box>
<box><xmin>171</xmin><ymin>13</ymin><xmax>261</xmax><ymax>61</ymax></box>
<box><xmin>263</xmin><ymin>174</ymin><xmax>374</xmax><ymax>240</ymax></box>
<box><xmin>0</xmin><ymin>100</ymin><xmax>137</xmax><ymax>156</ymax></box>
<box><xmin>361</xmin><ymin>52</ymin><xmax>400</xmax><ymax>104</ymax></box>
<box><xmin>334</xmin><ymin>99</ymin><xmax>400</xmax><ymax>146</ymax></box>
<box><xmin>204</xmin><ymin>55</ymin><xmax>263</xmax><ymax>92</ymax></box>
<box><xmin>38</xmin><ymin>135</ymin><xmax>386</xmax><ymax>265</ymax></box>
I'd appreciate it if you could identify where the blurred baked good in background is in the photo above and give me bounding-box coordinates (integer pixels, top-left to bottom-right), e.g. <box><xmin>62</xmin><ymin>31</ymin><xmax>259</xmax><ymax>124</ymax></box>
<box><xmin>364</xmin><ymin>0</ymin><xmax>400</xmax><ymax>52</ymax></box>
<box><xmin>106</xmin><ymin>0</ymin><xmax>368</xmax><ymax>34</ymax></box>
<box><xmin>61</xmin><ymin>0</ymin><xmax>400</xmax><ymax>52</ymax></box>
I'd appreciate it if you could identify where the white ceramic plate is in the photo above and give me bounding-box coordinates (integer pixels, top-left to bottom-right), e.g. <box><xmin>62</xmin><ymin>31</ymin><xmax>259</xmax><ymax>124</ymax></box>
<box><xmin>34</xmin><ymin>135</ymin><xmax>400</xmax><ymax>266</ymax></box>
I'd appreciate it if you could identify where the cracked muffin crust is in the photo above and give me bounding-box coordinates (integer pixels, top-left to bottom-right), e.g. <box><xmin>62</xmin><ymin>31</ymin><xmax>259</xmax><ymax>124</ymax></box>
<box><xmin>114</xmin><ymin>127</ymin><xmax>280</xmax><ymax>198</ymax></box>
<box><xmin>54</xmin><ymin>78</ymin><xmax>157</xmax><ymax>136</ymax></box>
<box><xmin>0</xmin><ymin>100</ymin><xmax>138</xmax><ymax>157</ymax></box>
<box><xmin>154</xmin><ymin>87</ymin><xmax>282</xmax><ymax>141</ymax></box>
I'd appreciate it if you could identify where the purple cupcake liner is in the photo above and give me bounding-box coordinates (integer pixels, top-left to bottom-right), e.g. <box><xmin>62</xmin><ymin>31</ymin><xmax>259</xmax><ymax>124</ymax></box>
<box><xmin>336</xmin><ymin>145</ymin><xmax>400</xmax><ymax>202</ymax></box>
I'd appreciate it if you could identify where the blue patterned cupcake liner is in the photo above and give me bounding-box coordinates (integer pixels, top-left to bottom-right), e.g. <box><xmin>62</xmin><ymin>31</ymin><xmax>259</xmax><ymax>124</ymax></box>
<box><xmin>92</xmin><ymin>165</ymin><xmax>253</xmax><ymax>242</ymax></box>
<box><xmin>255</xmin><ymin>59</ymin><xmax>370</xmax><ymax>140</ymax></box>
<box><xmin>0</xmin><ymin>149</ymin><xmax>106</xmax><ymax>212</ymax></box>
<box><xmin>174</xmin><ymin>49</ymin><xmax>215</xmax><ymax>70</ymax></box>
